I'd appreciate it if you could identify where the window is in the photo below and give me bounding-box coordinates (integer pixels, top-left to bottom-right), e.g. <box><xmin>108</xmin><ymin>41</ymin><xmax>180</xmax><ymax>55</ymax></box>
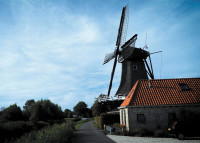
<box><xmin>178</xmin><ymin>83</ymin><xmax>190</xmax><ymax>91</ymax></box>
<box><xmin>133</xmin><ymin>65</ymin><xmax>137</xmax><ymax>70</ymax></box>
<box><xmin>137</xmin><ymin>114</ymin><xmax>145</xmax><ymax>122</ymax></box>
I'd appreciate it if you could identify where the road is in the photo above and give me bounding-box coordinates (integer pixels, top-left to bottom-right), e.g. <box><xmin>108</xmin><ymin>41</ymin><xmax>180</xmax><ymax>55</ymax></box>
<box><xmin>75</xmin><ymin>121</ymin><xmax>116</xmax><ymax>143</ymax></box>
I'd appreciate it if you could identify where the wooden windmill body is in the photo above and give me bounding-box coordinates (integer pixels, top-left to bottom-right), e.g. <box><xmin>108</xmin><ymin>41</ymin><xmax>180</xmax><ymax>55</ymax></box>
<box><xmin>99</xmin><ymin>5</ymin><xmax>154</xmax><ymax>102</ymax></box>
<box><xmin>116</xmin><ymin>47</ymin><xmax>150</xmax><ymax>97</ymax></box>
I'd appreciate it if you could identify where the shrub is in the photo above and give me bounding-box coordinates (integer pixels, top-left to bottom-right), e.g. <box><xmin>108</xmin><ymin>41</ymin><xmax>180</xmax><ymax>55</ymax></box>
<box><xmin>15</xmin><ymin>122</ymin><xmax>74</xmax><ymax>143</ymax></box>
<box><xmin>36</xmin><ymin>121</ymin><xmax>50</xmax><ymax>129</ymax></box>
<box><xmin>112</xmin><ymin>123</ymin><xmax>123</xmax><ymax>135</ymax></box>
<box><xmin>131</xmin><ymin>127</ymin><xmax>153</xmax><ymax>137</ymax></box>
<box><xmin>30</xmin><ymin>99</ymin><xmax>64</xmax><ymax>122</ymax></box>
<box><xmin>154</xmin><ymin>129</ymin><xmax>165</xmax><ymax>137</ymax></box>
<box><xmin>0</xmin><ymin>121</ymin><xmax>33</xmax><ymax>143</ymax></box>
<box><xmin>66</xmin><ymin>121</ymin><xmax>75</xmax><ymax>131</ymax></box>
<box><xmin>94</xmin><ymin>116</ymin><xmax>101</xmax><ymax>129</ymax></box>
<box><xmin>0</xmin><ymin>104</ymin><xmax>24</xmax><ymax>121</ymax></box>
<box><xmin>100</xmin><ymin>113</ymin><xmax>120</xmax><ymax>129</ymax></box>
<box><xmin>91</xmin><ymin>99</ymin><xmax>108</xmax><ymax>116</ymax></box>
<box><xmin>72</xmin><ymin>117</ymin><xmax>81</xmax><ymax>122</ymax></box>
<box><xmin>64</xmin><ymin>109</ymin><xmax>73</xmax><ymax>118</ymax></box>
<box><xmin>73</xmin><ymin>101</ymin><xmax>88</xmax><ymax>117</ymax></box>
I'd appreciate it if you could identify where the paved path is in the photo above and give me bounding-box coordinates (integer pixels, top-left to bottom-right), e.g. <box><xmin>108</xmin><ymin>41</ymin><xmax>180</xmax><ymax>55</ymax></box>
<box><xmin>107</xmin><ymin>135</ymin><xmax>200</xmax><ymax>143</ymax></box>
<box><xmin>75</xmin><ymin>121</ymin><xmax>116</xmax><ymax>143</ymax></box>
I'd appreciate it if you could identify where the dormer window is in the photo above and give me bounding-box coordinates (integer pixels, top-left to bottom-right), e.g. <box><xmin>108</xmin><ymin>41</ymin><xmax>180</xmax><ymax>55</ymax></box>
<box><xmin>133</xmin><ymin>65</ymin><xmax>137</xmax><ymax>70</ymax></box>
<box><xmin>178</xmin><ymin>83</ymin><xmax>190</xmax><ymax>91</ymax></box>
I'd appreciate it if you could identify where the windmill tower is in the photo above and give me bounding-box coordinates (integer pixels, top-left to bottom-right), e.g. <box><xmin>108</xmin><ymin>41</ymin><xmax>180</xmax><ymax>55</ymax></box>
<box><xmin>99</xmin><ymin>5</ymin><xmax>154</xmax><ymax>102</ymax></box>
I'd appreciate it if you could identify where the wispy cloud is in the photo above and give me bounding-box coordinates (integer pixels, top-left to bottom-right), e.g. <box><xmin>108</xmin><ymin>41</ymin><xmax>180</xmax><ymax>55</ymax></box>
<box><xmin>0</xmin><ymin>0</ymin><xmax>199</xmax><ymax>110</ymax></box>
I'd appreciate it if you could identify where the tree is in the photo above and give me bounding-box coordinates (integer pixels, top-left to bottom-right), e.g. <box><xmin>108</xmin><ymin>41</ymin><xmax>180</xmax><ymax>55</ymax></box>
<box><xmin>64</xmin><ymin>109</ymin><xmax>73</xmax><ymax>118</ymax></box>
<box><xmin>30</xmin><ymin>99</ymin><xmax>64</xmax><ymax>122</ymax></box>
<box><xmin>86</xmin><ymin>108</ymin><xmax>92</xmax><ymax>118</ymax></box>
<box><xmin>0</xmin><ymin>107</ymin><xmax>6</xmax><ymax>111</ymax></box>
<box><xmin>73</xmin><ymin>101</ymin><xmax>88</xmax><ymax>117</ymax></box>
<box><xmin>91</xmin><ymin>99</ymin><xmax>108</xmax><ymax>117</ymax></box>
<box><xmin>0</xmin><ymin>104</ymin><xmax>23</xmax><ymax>121</ymax></box>
<box><xmin>23</xmin><ymin>99</ymin><xmax>35</xmax><ymax>120</ymax></box>
<box><xmin>91</xmin><ymin>100</ymin><xmax>101</xmax><ymax>116</ymax></box>
<box><xmin>23</xmin><ymin>99</ymin><xmax>35</xmax><ymax>111</ymax></box>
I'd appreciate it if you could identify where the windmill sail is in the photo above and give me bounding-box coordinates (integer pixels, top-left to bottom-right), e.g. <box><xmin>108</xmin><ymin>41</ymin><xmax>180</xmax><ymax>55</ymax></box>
<box><xmin>116</xmin><ymin>6</ymin><xmax>128</xmax><ymax>48</ymax></box>
<box><xmin>107</xmin><ymin>5</ymin><xmax>128</xmax><ymax>98</ymax></box>
<box><xmin>103</xmin><ymin>52</ymin><xmax>115</xmax><ymax>65</ymax></box>
<box><xmin>119</xmin><ymin>4</ymin><xmax>129</xmax><ymax>49</ymax></box>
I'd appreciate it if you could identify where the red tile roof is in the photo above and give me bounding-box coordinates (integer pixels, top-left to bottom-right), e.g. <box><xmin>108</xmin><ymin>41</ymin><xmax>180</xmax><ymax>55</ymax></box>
<box><xmin>120</xmin><ymin>78</ymin><xmax>200</xmax><ymax>107</ymax></box>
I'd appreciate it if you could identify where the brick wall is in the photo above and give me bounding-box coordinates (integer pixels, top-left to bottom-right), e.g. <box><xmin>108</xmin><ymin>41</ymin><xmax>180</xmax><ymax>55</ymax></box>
<box><xmin>120</xmin><ymin>104</ymin><xmax>200</xmax><ymax>132</ymax></box>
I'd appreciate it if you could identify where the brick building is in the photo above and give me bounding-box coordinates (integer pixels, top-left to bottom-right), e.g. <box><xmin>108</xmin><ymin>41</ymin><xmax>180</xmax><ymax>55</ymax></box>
<box><xmin>119</xmin><ymin>78</ymin><xmax>200</xmax><ymax>131</ymax></box>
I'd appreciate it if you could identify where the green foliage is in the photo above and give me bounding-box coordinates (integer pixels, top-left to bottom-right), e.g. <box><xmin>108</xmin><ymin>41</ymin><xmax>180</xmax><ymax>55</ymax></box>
<box><xmin>0</xmin><ymin>104</ymin><xmax>23</xmax><ymax>121</ymax></box>
<box><xmin>112</xmin><ymin>123</ymin><xmax>122</xmax><ymax>135</ymax></box>
<box><xmin>64</xmin><ymin>109</ymin><xmax>73</xmax><ymax>118</ymax></box>
<box><xmin>73</xmin><ymin>101</ymin><xmax>88</xmax><ymax>117</ymax></box>
<box><xmin>72</xmin><ymin>117</ymin><xmax>81</xmax><ymax>122</ymax></box>
<box><xmin>23</xmin><ymin>99</ymin><xmax>35</xmax><ymax>120</ymax></box>
<box><xmin>75</xmin><ymin>120</ymin><xmax>87</xmax><ymax>130</ymax></box>
<box><xmin>36</xmin><ymin>121</ymin><xmax>50</xmax><ymax>129</ymax></box>
<box><xmin>86</xmin><ymin>108</ymin><xmax>93</xmax><ymax>118</ymax></box>
<box><xmin>0</xmin><ymin>107</ymin><xmax>6</xmax><ymax>111</ymax></box>
<box><xmin>65</xmin><ymin>117</ymin><xmax>81</xmax><ymax>123</ymax></box>
<box><xmin>64</xmin><ymin>118</ymin><xmax>75</xmax><ymax>122</ymax></box>
<box><xmin>94</xmin><ymin>116</ymin><xmax>101</xmax><ymax>129</ymax></box>
<box><xmin>130</xmin><ymin>128</ymin><xmax>153</xmax><ymax>137</ymax></box>
<box><xmin>0</xmin><ymin>99</ymin><xmax>75</xmax><ymax>142</ymax></box>
<box><xmin>15</xmin><ymin>122</ymin><xmax>74</xmax><ymax>143</ymax></box>
<box><xmin>91</xmin><ymin>99</ymin><xmax>108</xmax><ymax>116</ymax></box>
<box><xmin>30</xmin><ymin>99</ymin><xmax>64</xmax><ymax>122</ymax></box>
<box><xmin>0</xmin><ymin>121</ymin><xmax>33</xmax><ymax>143</ymax></box>
<box><xmin>100</xmin><ymin>113</ymin><xmax>120</xmax><ymax>128</ymax></box>
<box><xmin>154</xmin><ymin>129</ymin><xmax>165</xmax><ymax>137</ymax></box>
<box><xmin>74</xmin><ymin>118</ymin><xmax>93</xmax><ymax>130</ymax></box>
<box><xmin>23</xmin><ymin>99</ymin><xmax>35</xmax><ymax>111</ymax></box>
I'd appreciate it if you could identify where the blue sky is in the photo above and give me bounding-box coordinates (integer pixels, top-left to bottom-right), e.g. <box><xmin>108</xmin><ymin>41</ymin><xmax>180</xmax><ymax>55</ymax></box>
<box><xmin>0</xmin><ymin>0</ymin><xmax>200</xmax><ymax>110</ymax></box>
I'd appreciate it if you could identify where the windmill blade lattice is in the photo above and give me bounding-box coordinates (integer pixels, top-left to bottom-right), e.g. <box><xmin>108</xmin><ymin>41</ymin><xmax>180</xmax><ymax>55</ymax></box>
<box><xmin>120</xmin><ymin>4</ymin><xmax>129</xmax><ymax>49</ymax></box>
<box><xmin>107</xmin><ymin>5</ymin><xmax>128</xmax><ymax>98</ymax></box>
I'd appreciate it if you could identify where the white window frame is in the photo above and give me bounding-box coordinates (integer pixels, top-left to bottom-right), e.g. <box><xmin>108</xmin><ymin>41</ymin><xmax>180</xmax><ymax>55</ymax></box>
<box><xmin>123</xmin><ymin>109</ymin><xmax>126</xmax><ymax>125</ymax></box>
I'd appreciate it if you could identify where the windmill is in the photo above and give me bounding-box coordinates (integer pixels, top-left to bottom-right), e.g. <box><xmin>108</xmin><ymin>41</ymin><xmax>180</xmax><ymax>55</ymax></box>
<box><xmin>99</xmin><ymin>5</ymin><xmax>154</xmax><ymax>102</ymax></box>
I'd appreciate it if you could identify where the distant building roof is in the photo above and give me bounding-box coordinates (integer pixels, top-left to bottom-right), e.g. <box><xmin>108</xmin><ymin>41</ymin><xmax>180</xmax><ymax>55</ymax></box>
<box><xmin>120</xmin><ymin>78</ymin><xmax>200</xmax><ymax>107</ymax></box>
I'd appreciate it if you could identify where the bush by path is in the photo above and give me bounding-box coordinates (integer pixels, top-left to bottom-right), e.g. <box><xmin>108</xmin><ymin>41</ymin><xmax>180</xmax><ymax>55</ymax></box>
<box><xmin>15</xmin><ymin>122</ymin><xmax>74</xmax><ymax>143</ymax></box>
<box><xmin>94</xmin><ymin>116</ymin><xmax>101</xmax><ymax>129</ymax></box>
<box><xmin>0</xmin><ymin>121</ymin><xmax>33</xmax><ymax>143</ymax></box>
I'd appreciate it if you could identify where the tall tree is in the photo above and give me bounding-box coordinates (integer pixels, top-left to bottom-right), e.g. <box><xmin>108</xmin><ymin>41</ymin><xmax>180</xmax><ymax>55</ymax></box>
<box><xmin>23</xmin><ymin>99</ymin><xmax>35</xmax><ymax>119</ymax></box>
<box><xmin>23</xmin><ymin>99</ymin><xmax>35</xmax><ymax>111</ymax></box>
<box><xmin>64</xmin><ymin>109</ymin><xmax>73</xmax><ymax>118</ymax></box>
<box><xmin>73</xmin><ymin>101</ymin><xmax>87</xmax><ymax>117</ymax></box>
<box><xmin>30</xmin><ymin>99</ymin><xmax>63</xmax><ymax>122</ymax></box>
<box><xmin>0</xmin><ymin>107</ymin><xmax>6</xmax><ymax>111</ymax></box>
<box><xmin>0</xmin><ymin>104</ymin><xmax>23</xmax><ymax>121</ymax></box>
<box><xmin>91</xmin><ymin>99</ymin><xmax>108</xmax><ymax>116</ymax></box>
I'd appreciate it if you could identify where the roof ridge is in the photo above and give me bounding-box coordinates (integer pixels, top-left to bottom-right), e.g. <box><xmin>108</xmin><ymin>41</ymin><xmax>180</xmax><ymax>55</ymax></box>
<box><xmin>138</xmin><ymin>77</ymin><xmax>200</xmax><ymax>82</ymax></box>
<box><xmin>126</xmin><ymin>78</ymin><xmax>200</xmax><ymax>106</ymax></box>
<box><xmin>120</xmin><ymin>80</ymin><xmax>139</xmax><ymax>107</ymax></box>
<box><xmin>129</xmin><ymin>80</ymin><xmax>140</xmax><ymax>106</ymax></box>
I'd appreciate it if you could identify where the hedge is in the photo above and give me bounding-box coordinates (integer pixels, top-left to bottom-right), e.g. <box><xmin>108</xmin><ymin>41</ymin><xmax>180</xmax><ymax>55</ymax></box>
<box><xmin>15</xmin><ymin>122</ymin><xmax>74</xmax><ymax>143</ymax></box>
<box><xmin>94</xmin><ymin>116</ymin><xmax>101</xmax><ymax>129</ymax></box>
<box><xmin>100</xmin><ymin>113</ymin><xmax>120</xmax><ymax>128</ymax></box>
<box><xmin>0</xmin><ymin>121</ymin><xmax>33</xmax><ymax>143</ymax></box>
